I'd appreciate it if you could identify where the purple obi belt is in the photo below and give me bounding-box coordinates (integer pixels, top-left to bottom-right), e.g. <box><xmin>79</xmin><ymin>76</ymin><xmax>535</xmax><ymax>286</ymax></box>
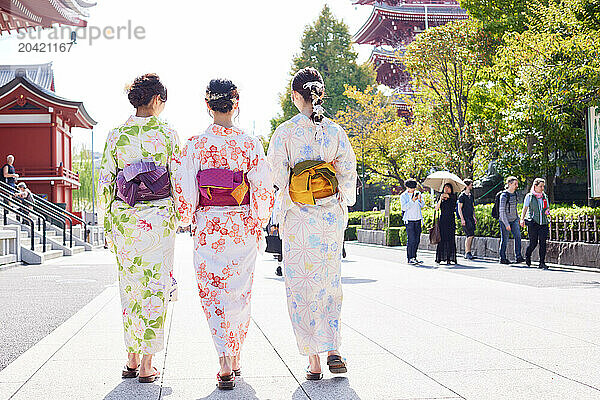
<box><xmin>197</xmin><ymin>168</ymin><xmax>250</xmax><ymax>207</ymax></box>
<box><xmin>116</xmin><ymin>160</ymin><xmax>171</xmax><ymax>207</ymax></box>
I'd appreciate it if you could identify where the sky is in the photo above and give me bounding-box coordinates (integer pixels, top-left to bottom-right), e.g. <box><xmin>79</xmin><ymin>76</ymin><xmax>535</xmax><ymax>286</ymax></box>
<box><xmin>0</xmin><ymin>0</ymin><xmax>373</xmax><ymax>153</ymax></box>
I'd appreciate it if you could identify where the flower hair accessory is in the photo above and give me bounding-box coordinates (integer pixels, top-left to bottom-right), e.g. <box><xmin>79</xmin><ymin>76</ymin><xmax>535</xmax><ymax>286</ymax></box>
<box><xmin>313</xmin><ymin>104</ymin><xmax>325</xmax><ymax>119</ymax></box>
<box><xmin>303</xmin><ymin>81</ymin><xmax>324</xmax><ymax>93</ymax></box>
<box><xmin>205</xmin><ymin>92</ymin><xmax>230</xmax><ymax>101</ymax></box>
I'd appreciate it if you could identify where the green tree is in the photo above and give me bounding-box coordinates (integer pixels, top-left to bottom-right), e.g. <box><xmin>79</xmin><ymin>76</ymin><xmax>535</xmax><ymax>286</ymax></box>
<box><xmin>459</xmin><ymin>0</ymin><xmax>530</xmax><ymax>35</ymax></box>
<box><xmin>270</xmin><ymin>5</ymin><xmax>375</xmax><ymax>134</ymax></box>
<box><xmin>403</xmin><ymin>19</ymin><xmax>497</xmax><ymax>179</ymax></box>
<box><xmin>490</xmin><ymin>0</ymin><xmax>600</xmax><ymax>199</ymax></box>
<box><xmin>72</xmin><ymin>146</ymin><xmax>94</xmax><ymax>211</ymax></box>
<box><xmin>335</xmin><ymin>86</ymin><xmax>442</xmax><ymax>186</ymax></box>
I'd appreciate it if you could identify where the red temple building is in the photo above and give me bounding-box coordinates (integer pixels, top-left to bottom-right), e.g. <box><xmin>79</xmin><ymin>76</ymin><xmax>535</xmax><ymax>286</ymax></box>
<box><xmin>0</xmin><ymin>63</ymin><xmax>96</xmax><ymax>211</ymax></box>
<box><xmin>354</xmin><ymin>0</ymin><xmax>468</xmax><ymax>115</ymax></box>
<box><xmin>0</xmin><ymin>0</ymin><xmax>95</xmax><ymax>34</ymax></box>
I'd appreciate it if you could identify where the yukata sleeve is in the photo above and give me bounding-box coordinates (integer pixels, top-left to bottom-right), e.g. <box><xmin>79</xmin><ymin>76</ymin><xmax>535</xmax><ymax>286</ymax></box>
<box><xmin>267</xmin><ymin>123</ymin><xmax>293</xmax><ymax>224</ymax></box>
<box><xmin>172</xmin><ymin>138</ymin><xmax>199</xmax><ymax>226</ymax></box>
<box><xmin>166</xmin><ymin>128</ymin><xmax>183</xmax><ymax>224</ymax></box>
<box><xmin>98</xmin><ymin>129</ymin><xmax>118</xmax><ymax>246</ymax></box>
<box><xmin>332</xmin><ymin>124</ymin><xmax>358</xmax><ymax>207</ymax></box>
<box><xmin>247</xmin><ymin>137</ymin><xmax>275</xmax><ymax>229</ymax></box>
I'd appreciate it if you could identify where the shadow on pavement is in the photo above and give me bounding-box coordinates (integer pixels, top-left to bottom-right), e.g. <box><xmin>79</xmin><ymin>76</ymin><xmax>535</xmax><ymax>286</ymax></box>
<box><xmin>102</xmin><ymin>379</ymin><xmax>172</xmax><ymax>399</ymax></box>
<box><xmin>444</xmin><ymin>264</ymin><xmax>487</xmax><ymax>270</ymax></box>
<box><xmin>341</xmin><ymin>276</ymin><xmax>377</xmax><ymax>284</ymax></box>
<box><xmin>297</xmin><ymin>376</ymin><xmax>361</xmax><ymax>399</ymax></box>
<box><xmin>197</xmin><ymin>378</ymin><xmax>258</xmax><ymax>399</ymax></box>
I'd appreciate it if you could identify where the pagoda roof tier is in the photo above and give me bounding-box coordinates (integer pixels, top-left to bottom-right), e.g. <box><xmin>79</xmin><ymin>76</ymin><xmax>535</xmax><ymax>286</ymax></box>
<box><xmin>0</xmin><ymin>0</ymin><xmax>94</xmax><ymax>34</ymax></box>
<box><xmin>354</xmin><ymin>3</ymin><xmax>467</xmax><ymax>46</ymax></box>
<box><xmin>0</xmin><ymin>74</ymin><xmax>96</xmax><ymax>128</ymax></box>
<box><xmin>354</xmin><ymin>1</ymin><xmax>459</xmax><ymax>6</ymax></box>
<box><xmin>0</xmin><ymin>63</ymin><xmax>55</xmax><ymax>91</ymax></box>
<box><xmin>368</xmin><ymin>48</ymin><xmax>413</xmax><ymax>88</ymax></box>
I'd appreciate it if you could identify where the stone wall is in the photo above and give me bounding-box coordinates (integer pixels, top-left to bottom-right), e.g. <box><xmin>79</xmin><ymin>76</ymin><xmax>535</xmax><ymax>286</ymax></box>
<box><xmin>418</xmin><ymin>234</ymin><xmax>600</xmax><ymax>269</ymax></box>
<box><xmin>357</xmin><ymin>229</ymin><xmax>386</xmax><ymax>246</ymax></box>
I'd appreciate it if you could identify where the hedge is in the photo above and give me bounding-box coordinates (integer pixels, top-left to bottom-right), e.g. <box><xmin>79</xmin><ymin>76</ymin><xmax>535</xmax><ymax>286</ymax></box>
<box><xmin>387</xmin><ymin>227</ymin><xmax>407</xmax><ymax>246</ymax></box>
<box><xmin>350</xmin><ymin>204</ymin><xmax>600</xmax><ymax>241</ymax></box>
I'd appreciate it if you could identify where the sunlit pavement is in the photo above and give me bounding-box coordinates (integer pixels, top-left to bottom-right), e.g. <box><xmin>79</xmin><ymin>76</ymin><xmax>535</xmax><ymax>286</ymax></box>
<box><xmin>1</xmin><ymin>237</ymin><xmax>599</xmax><ymax>399</ymax></box>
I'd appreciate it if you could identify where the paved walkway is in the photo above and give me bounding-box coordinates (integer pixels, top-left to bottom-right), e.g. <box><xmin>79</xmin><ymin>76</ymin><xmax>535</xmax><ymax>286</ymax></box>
<box><xmin>1</xmin><ymin>237</ymin><xmax>599</xmax><ymax>399</ymax></box>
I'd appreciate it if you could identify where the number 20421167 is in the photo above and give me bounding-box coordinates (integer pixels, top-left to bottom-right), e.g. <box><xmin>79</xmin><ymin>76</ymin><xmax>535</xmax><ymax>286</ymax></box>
<box><xmin>18</xmin><ymin>42</ymin><xmax>73</xmax><ymax>52</ymax></box>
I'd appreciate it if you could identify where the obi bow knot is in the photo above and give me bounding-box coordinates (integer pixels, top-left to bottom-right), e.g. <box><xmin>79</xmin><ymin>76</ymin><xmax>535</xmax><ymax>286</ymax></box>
<box><xmin>196</xmin><ymin>168</ymin><xmax>250</xmax><ymax>207</ymax></box>
<box><xmin>116</xmin><ymin>160</ymin><xmax>171</xmax><ymax>207</ymax></box>
<box><xmin>289</xmin><ymin>160</ymin><xmax>338</xmax><ymax>205</ymax></box>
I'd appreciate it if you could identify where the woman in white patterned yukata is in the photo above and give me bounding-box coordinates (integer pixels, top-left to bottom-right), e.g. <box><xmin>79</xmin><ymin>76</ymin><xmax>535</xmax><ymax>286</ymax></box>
<box><xmin>98</xmin><ymin>73</ymin><xmax>181</xmax><ymax>383</ymax></box>
<box><xmin>267</xmin><ymin>67</ymin><xmax>357</xmax><ymax>380</ymax></box>
<box><xmin>172</xmin><ymin>79</ymin><xmax>274</xmax><ymax>390</ymax></box>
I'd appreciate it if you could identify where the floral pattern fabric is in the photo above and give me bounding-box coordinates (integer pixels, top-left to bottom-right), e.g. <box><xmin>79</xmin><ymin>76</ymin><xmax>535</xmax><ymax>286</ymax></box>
<box><xmin>267</xmin><ymin>114</ymin><xmax>357</xmax><ymax>355</ymax></box>
<box><xmin>173</xmin><ymin>124</ymin><xmax>274</xmax><ymax>357</ymax></box>
<box><xmin>98</xmin><ymin>115</ymin><xmax>181</xmax><ymax>354</ymax></box>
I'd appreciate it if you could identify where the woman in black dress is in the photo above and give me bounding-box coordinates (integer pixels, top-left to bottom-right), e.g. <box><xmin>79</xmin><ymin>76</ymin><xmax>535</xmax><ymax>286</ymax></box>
<box><xmin>435</xmin><ymin>183</ymin><xmax>457</xmax><ymax>264</ymax></box>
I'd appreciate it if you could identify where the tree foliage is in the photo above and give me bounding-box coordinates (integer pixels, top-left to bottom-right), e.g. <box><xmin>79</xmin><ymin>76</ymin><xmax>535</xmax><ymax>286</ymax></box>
<box><xmin>270</xmin><ymin>5</ymin><xmax>375</xmax><ymax>134</ymax></box>
<box><xmin>403</xmin><ymin>19</ymin><xmax>497</xmax><ymax>179</ymax></box>
<box><xmin>488</xmin><ymin>0</ymin><xmax>600</xmax><ymax>198</ymax></box>
<box><xmin>335</xmin><ymin>86</ymin><xmax>441</xmax><ymax>185</ymax></box>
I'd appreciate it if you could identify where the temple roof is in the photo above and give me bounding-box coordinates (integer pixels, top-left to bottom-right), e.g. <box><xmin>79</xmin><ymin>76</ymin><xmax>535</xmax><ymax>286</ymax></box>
<box><xmin>0</xmin><ymin>0</ymin><xmax>95</xmax><ymax>34</ymax></box>
<box><xmin>0</xmin><ymin>73</ymin><xmax>96</xmax><ymax>128</ymax></box>
<box><xmin>354</xmin><ymin>1</ymin><xmax>460</xmax><ymax>5</ymax></box>
<box><xmin>0</xmin><ymin>63</ymin><xmax>55</xmax><ymax>91</ymax></box>
<box><xmin>354</xmin><ymin>3</ymin><xmax>467</xmax><ymax>45</ymax></box>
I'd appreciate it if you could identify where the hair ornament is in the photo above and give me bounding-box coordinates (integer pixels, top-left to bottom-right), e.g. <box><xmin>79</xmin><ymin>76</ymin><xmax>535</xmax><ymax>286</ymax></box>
<box><xmin>313</xmin><ymin>104</ymin><xmax>325</xmax><ymax>119</ymax></box>
<box><xmin>303</xmin><ymin>81</ymin><xmax>324</xmax><ymax>92</ymax></box>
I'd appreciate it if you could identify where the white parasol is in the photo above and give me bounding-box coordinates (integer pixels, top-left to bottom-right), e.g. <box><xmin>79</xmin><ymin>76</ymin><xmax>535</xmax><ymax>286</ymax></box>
<box><xmin>423</xmin><ymin>171</ymin><xmax>466</xmax><ymax>193</ymax></box>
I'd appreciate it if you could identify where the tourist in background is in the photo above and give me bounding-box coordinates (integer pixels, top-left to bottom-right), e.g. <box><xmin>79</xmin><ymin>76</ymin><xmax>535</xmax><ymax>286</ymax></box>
<box><xmin>435</xmin><ymin>183</ymin><xmax>457</xmax><ymax>265</ymax></box>
<box><xmin>458</xmin><ymin>179</ymin><xmax>477</xmax><ymax>259</ymax></box>
<box><xmin>98</xmin><ymin>73</ymin><xmax>181</xmax><ymax>383</ymax></box>
<box><xmin>400</xmin><ymin>179</ymin><xmax>425</xmax><ymax>265</ymax></box>
<box><xmin>2</xmin><ymin>155</ymin><xmax>18</xmax><ymax>189</ymax></box>
<box><xmin>520</xmin><ymin>178</ymin><xmax>550</xmax><ymax>269</ymax></box>
<box><xmin>173</xmin><ymin>79</ymin><xmax>274</xmax><ymax>390</ymax></box>
<box><xmin>268</xmin><ymin>67</ymin><xmax>356</xmax><ymax>381</ymax></box>
<box><xmin>499</xmin><ymin>176</ymin><xmax>525</xmax><ymax>264</ymax></box>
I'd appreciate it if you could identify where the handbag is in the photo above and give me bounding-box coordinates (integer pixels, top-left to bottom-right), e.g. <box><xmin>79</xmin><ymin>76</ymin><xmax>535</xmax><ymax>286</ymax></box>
<box><xmin>429</xmin><ymin>210</ymin><xmax>441</xmax><ymax>245</ymax></box>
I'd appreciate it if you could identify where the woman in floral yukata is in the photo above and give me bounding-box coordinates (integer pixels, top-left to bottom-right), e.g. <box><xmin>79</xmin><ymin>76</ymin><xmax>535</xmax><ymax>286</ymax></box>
<box><xmin>173</xmin><ymin>79</ymin><xmax>274</xmax><ymax>390</ymax></box>
<box><xmin>98</xmin><ymin>73</ymin><xmax>181</xmax><ymax>383</ymax></box>
<box><xmin>267</xmin><ymin>67</ymin><xmax>357</xmax><ymax>380</ymax></box>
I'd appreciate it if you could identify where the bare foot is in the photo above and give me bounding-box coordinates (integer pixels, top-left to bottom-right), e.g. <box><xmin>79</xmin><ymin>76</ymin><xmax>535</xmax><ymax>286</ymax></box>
<box><xmin>139</xmin><ymin>354</ymin><xmax>155</xmax><ymax>378</ymax></box>
<box><xmin>127</xmin><ymin>352</ymin><xmax>140</xmax><ymax>370</ymax></box>
<box><xmin>231</xmin><ymin>355</ymin><xmax>240</xmax><ymax>371</ymax></box>
<box><xmin>308</xmin><ymin>354</ymin><xmax>321</xmax><ymax>373</ymax></box>
<box><xmin>219</xmin><ymin>355</ymin><xmax>233</xmax><ymax>376</ymax></box>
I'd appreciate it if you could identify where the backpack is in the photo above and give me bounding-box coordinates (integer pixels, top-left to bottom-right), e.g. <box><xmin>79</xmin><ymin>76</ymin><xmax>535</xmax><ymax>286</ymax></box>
<box><xmin>491</xmin><ymin>190</ymin><xmax>510</xmax><ymax>219</ymax></box>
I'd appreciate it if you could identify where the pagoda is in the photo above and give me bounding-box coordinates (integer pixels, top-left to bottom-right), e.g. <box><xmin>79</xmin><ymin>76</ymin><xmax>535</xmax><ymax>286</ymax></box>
<box><xmin>0</xmin><ymin>63</ymin><xmax>96</xmax><ymax>211</ymax></box>
<box><xmin>354</xmin><ymin>0</ymin><xmax>468</xmax><ymax>114</ymax></box>
<box><xmin>0</xmin><ymin>0</ymin><xmax>96</xmax><ymax>34</ymax></box>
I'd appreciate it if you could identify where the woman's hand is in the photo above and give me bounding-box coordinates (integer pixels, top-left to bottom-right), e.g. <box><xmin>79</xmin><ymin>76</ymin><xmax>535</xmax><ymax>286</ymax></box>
<box><xmin>520</xmin><ymin>219</ymin><xmax>525</xmax><ymax>228</ymax></box>
<box><xmin>441</xmin><ymin>193</ymin><xmax>449</xmax><ymax>201</ymax></box>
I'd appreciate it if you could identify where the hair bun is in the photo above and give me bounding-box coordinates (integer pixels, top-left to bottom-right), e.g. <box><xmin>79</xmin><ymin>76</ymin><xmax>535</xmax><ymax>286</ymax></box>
<box><xmin>206</xmin><ymin>78</ymin><xmax>239</xmax><ymax>113</ymax></box>
<box><xmin>127</xmin><ymin>73</ymin><xmax>167</xmax><ymax>108</ymax></box>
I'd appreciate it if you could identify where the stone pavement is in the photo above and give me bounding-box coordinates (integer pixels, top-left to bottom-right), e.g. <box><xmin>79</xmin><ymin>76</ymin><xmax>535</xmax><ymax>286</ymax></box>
<box><xmin>1</xmin><ymin>237</ymin><xmax>599</xmax><ymax>399</ymax></box>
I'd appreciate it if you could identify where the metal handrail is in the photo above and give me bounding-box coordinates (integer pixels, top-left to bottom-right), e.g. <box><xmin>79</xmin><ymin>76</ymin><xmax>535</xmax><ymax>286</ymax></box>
<box><xmin>0</xmin><ymin>184</ymin><xmax>72</xmax><ymax>247</ymax></box>
<box><xmin>0</xmin><ymin>191</ymin><xmax>47</xmax><ymax>252</ymax></box>
<box><xmin>0</xmin><ymin>181</ymin><xmax>89</xmax><ymax>243</ymax></box>
<box><xmin>1</xmin><ymin>200</ymin><xmax>37</xmax><ymax>251</ymax></box>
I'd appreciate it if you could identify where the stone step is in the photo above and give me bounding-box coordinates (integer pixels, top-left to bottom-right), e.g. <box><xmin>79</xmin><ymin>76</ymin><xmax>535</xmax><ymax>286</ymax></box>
<box><xmin>0</xmin><ymin>254</ymin><xmax>17</xmax><ymax>265</ymax></box>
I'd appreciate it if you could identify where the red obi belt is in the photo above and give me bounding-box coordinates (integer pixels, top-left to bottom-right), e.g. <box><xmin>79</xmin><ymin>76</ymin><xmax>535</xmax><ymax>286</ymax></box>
<box><xmin>196</xmin><ymin>168</ymin><xmax>250</xmax><ymax>207</ymax></box>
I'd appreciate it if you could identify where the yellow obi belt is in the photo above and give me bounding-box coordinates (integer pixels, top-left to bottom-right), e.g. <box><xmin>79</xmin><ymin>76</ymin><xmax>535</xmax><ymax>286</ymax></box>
<box><xmin>289</xmin><ymin>160</ymin><xmax>338</xmax><ymax>205</ymax></box>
